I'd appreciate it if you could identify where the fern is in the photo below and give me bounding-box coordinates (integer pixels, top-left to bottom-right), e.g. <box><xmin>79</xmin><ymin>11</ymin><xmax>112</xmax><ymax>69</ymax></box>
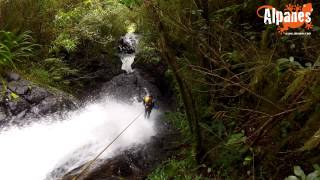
<box><xmin>0</xmin><ymin>31</ymin><xmax>37</xmax><ymax>69</ymax></box>
<box><xmin>44</xmin><ymin>58</ymin><xmax>78</xmax><ymax>84</ymax></box>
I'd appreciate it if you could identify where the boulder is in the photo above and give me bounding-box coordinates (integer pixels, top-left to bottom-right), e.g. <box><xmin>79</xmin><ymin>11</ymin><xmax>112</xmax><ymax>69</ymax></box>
<box><xmin>100</xmin><ymin>70</ymin><xmax>161</xmax><ymax>102</ymax></box>
<box><xmin>0</xmin><ymin>106</ymin><xmax>7</xmax><ymax>121</ymax></box>
<box><xmin>30</xmin><ymin>95</ymin><xmax>72</xmax><ymax>115</ymax></box>
<box><xmin>26</xmin><ymin>86</ymin><xmax>51</xmax><ymax>104</ymax></box>
<box><xmin>118</xmin><ymin>34</ymin><xmax>138</xmax><ymax>54</ymax></box>
<box><xmin>7</xmin><ymin>98</ymin><xmax>30</xmax><ymax>115</ymax></box>
<box><xmin>6</xmin><ymin>72</ymin><xmax>21</xmax><ymax>81</ymax></box>
<box><xmin>8</xmin><ymin>80</ymin><xmax>30</xmax><ymax>95</ymax></box>
<box><xmin>31</xmin><ymin>96</ymin><xmax>58</xmax><ymax>115</ymax></box>
<box><xmin>12</xmin><ymin>110</ymin><xmax>27</xmax><ymax>120</ymax></box>
<box><xmin>0</xmin><ymin>73</ymin><xmax>77</xmax><ymax>127</ymax></box>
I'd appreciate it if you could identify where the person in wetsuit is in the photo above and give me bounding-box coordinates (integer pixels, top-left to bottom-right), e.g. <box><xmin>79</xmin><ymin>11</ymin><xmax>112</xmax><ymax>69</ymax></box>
<box><xmin>143</xmin><ymin>95</ymin><xmax>155</xmax><ymax>119</ymax></box>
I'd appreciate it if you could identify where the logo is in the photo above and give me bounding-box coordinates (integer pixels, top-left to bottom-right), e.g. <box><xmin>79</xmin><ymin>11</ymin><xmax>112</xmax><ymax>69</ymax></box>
<box><xmin>257</xmin><ymin>3</ymin><xmax>313</xmax><ymax>35</ymax></box>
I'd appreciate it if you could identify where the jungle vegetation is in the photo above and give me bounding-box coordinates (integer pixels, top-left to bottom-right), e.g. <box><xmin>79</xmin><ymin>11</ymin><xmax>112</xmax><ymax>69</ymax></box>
<box><xmin>1</xmin><ymin>0</ymin><xmax>320</xmax><ymax>179</ymax></box>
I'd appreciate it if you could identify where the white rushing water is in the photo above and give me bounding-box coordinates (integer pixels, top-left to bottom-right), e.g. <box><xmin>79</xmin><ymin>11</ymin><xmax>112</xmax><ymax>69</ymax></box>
<box><xmin>0</xmin><ymin>97</ymin><xmax>158</xmax><ymax>180</ymax></box>
<box><xmin>121</xmin><ymin>54</ymin><xmax>135</xmax><ymax>73</ymax></box>
<box><xmin>120</xmin><ymin>33</ymin><xmax>139</xmax><ymax>73</ymax></box>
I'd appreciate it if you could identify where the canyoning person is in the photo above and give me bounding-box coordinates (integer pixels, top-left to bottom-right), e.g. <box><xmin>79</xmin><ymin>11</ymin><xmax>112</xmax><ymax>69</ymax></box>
<box><xmin>143</xmin><ymin>95</ymin><xmax>155</xmax><ymax>119</ymax></box>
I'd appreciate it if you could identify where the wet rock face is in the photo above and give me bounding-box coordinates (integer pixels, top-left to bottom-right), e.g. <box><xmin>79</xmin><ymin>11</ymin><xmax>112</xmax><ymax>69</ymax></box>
<box><xmin>0</xmin><ymin>72</ymin><xmax>77</xmax><ymax>127</ymax></box>
<box><xmin>118</xmin><ymin>34</ymin><xmax>138</xmax><ymax>54</ymax></box>
<box><xmin>118</xmin><ymin>38</ymin><xmax>135</xmax><ymax>54</ymax></box>
<box><xmin>68</xmin><ymin>53</ymin><xmax>123</xmax><ymax>97</ymax></box>
<box><xmin>100</xmin><ymin>70</ymin><xmax>161</xmax><ymax>103</ymax></box>
<box><xmin>7</xmin><ymin>98</ymin><xmax>30</xmax><ymax>115</ymax></box>
<box><xmin>26</xmin><ymin>86</ymin><xmax>50</xmax><ymax>104</ymax></box>
<box><xmin>0</xmin><ymin>106</ymin><xmax>7</xmax><ymax>122</ymax></box>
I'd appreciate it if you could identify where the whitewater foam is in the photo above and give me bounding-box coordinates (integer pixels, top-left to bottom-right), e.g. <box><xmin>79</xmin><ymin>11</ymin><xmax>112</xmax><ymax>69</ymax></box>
<box><xmin>0</xmin><ymin>97</ymin><xmax>157</xmax><ymax>180</ymax></box>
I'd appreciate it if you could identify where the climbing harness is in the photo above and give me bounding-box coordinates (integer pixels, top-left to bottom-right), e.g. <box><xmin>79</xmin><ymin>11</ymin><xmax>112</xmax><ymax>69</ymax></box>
<box><xmin>72</xmin><ymin>111</ymin><xmax>144</xmax><ymax>180</ymax></box>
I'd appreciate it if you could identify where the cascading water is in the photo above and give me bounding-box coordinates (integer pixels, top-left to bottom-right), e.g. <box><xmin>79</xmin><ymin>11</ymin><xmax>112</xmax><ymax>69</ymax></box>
<box><xmin>0</xmin><ymin>31</ymin><xmax>155</xmax><ymax>180</ymax></box>
<box><xmin>120</xmin><ymin>54</ymin><xmax>135</xmax><ymax>73</ymax></box>
<box><xmin>0</xmin><ymin>97</ymin><xmax>158</xmax><ymax>180</ymax></box>
<box><xmin>119</xmin><ymin>32</ymin><xmax>139</xmax><ymax>73</ymax></box>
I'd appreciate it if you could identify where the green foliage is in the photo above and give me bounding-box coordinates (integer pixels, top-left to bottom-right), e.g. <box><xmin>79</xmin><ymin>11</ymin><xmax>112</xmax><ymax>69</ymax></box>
<box><xmin>225</xmin><ymin>133</ymin><xmax>246</xmax><ymax>146</ymax></box>
<box><xmin>9</xmin><ymin>92</ymin><xmax>20</xmax><ymax>101</ymax></box>
<box><xmin>119</xmin><ymin>0</ymin><xmax>142</xmax><ymax>8</ymax></box>
<box><xmin>285</xmin><ymin>165</ymin><xmax>320</xmax><ymax>180</ymax></box>
<box><xmin>20</xmin><ymin>57</ymin><xmax>78</xmax><ymax>91</ymax></box>
<box><xmin>0</xmin><ymin>31</ymin><xmax>37</xmax><ymax>69</ymax></box>
<box><xmin>213</xmin><ymin>132</ymin><xmax>248</xmax><ymax>171</ymax></box>
<box><xmin>43</xmin><ymin>58</ymin><xmax>78</xmax><ymax>84</ymax></box>
<box><xmin>276</xmin><ymin>57</ymin><xmax>303</xmax><ymax>73</ymax></box>
<box><xmin>136</xmin><ymin>40</ymin><xmax>161</xmax><ymax>63</ymax></box>
<box><xmin>138</xmin><ymin>0</ymin><xmax>320</xmax><ymax>179</ymax></box>
<box><xmin>1</xmin><ymin>0</ymin><xmax>134</xmax><ymax>92</ymax></box>
<box><xmin>165</xmin><ymin>112</ymin><xmax>190</xmax><ymax>137</ymax></box>
<box><xmin>51</xmin><ymin>0</ymin><xmax>131</xmax><ymax>53</ymax></box>
<box><xmin>0</xmin><ymin>0</ymin><xmax>79</xmax><ymax>43</ymax></box>
<box><xmin>51</xmin><ymin>32</ymin><xmax>79</xmax><ymax>53</ymax></box>
<box><xmin>148</xmin><ymin>151</ymin><xmax>203</xmax><ymax>180</ymax></box>
<box><xmin>302</xmin><ymin>126</ymin><xmax>320</xmax><ymax>151</ymax></box>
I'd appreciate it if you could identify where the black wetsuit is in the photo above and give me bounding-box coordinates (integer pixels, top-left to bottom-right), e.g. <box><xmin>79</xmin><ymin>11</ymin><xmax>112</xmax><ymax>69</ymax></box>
<box><xmin>143</xmin><ymin>98</ymin><xmax>154</xmax><ymax>119</ymax></box>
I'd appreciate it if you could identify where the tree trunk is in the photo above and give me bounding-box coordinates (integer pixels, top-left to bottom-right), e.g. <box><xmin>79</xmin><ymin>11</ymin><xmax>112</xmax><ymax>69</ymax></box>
<box><xmin>143</xmin><ymin>1</ymin><xmax>205</xmax><ymax>162</ymax></box>
<box><xmin>159</xmin><ymin>31</ymin><xmax>204</xmax><ymax>162</ymax></box>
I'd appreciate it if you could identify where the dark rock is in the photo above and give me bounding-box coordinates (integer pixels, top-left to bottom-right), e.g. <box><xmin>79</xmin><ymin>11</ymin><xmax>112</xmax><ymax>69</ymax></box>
<box><xmin>26</xmin><ymin>86</ymin><xmax>51</xmax><ymax>104</ymax></box>
<box><xmin>0</xmin><ymin>73</ymin><xmax>77</xmax><ymax>130</ymax></box>
<box><xmin>118</xmin><ymin>34</ymin><xmax>138</xmax><ymax>54</ymax></box>
<box><xmin>68</xmin><ymin>53</ymin><xmax>123</xmax><ymax>97</ymax></box>
<box><xmin>31</xmin><ymin>96</ymin><xmax>60</xmax><ymax>115</ymax></box>
<box><xmin>31</xmin><ymin>95</ymin><xmax>76</xmax><ymax>115</ymax></box>
<box><xmin>23</xmin><ymin>110</ymin><xmax>38</xmax><ymax>120</ymax></box>
<box><xmin>6</xmin><ymin>72</ymin><xmax>21</xmax><ymax>81</ymax></box>
<box><xmin>14</xmin><ymin>110</ymin><xmax>27</xmax><ymax>119</ymax></box>
<box><xmin>30</xmin><ymin>105</ymin><xmax>40</xmax><ymax>115</ymax></box>
<box><xmin>110</xmin><ymin>156</ymin><xmax>133</xmax><ymax>177</ymax></box>
<box><xmin>7</xmin><ymin>98</ymin><xmax>30</xmax><ymax>115</ymax></box>
<box><xmin>133</xmin><ymin>53</ymin><xmax>175</xmax><ymax>110</ymax></box>
<box><xmin>100</xmin><ymin>70</ymin><xmax>161</xmax><ymax>102</ymax></box>
<box><xmin>0</xmin><ymin>106</ymin><xmax>7</xmax><ymax>121</ymax></box>
<box><xmin>8</xmin><ymin>80</ymin><xmax>30</xmax><ymax>95</ymax></box>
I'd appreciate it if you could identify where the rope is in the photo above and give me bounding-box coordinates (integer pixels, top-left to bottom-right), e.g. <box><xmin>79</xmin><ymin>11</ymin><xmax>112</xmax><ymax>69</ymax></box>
<box><xmin>72</xmin><ymin>111</ymin><xmax>144</xmax><ymax>180</ymax></box>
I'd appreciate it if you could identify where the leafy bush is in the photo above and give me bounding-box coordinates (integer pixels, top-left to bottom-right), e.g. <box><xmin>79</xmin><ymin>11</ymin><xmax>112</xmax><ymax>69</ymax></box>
<box><xmin>0</xmin><ymin>0</ymin><xmax>79</xmax><ymax>44</ymax></box>
<box><xmin>138</xmin><ymin>0</ymin><xmax>320</xmax><ymax>178</ymax></box>
<box><xmin>285</xmin><ymin>165</ymin><xmax>320</xmax><ymax>180</ymax></box>
<box><xmin>0</xmin><ymin>31</ymin><xmax>37</xmax><ymax>69</ymax></box>
<box><xmin>51</xmin><ymin>0</ymin><xmax>131</xmax><ymax>53</ymax></box>
<box><xmin>165</xmin><ymin>112</ymin><xmax>190</xmax><ymax>137</ymax></box>
<box><xmin>148</xmin><ymin>153</ymin><xmax>203</xmax><ymax>180</ymax></box>
<box><xmin>43</xmin><ymin>58</ymin><xmax>78</xmax><ymax>84</ymax></box>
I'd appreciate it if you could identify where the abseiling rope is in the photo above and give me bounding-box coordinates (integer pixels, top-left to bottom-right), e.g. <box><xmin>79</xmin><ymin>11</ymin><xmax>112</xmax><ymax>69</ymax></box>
<box><xmin>72</xmin><ymin>111</ymin><xmax>144</xmax><ymax>180</ymax></box>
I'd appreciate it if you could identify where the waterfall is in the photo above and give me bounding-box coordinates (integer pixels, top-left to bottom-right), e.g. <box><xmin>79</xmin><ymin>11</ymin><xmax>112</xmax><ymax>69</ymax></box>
<box><xmin>119</xmin><ymin>33</ymin><xmax>139</xmax><ymax>73</ymax></box>
<box><xmin>0</xmin><ymin>97</ymin><xmax>157</xmax><ymax>180</ymax></box>
<box><xmin>120</xmin><ymin>54</ymin><xmax>135</xmax><ymax>73</ymax></box>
